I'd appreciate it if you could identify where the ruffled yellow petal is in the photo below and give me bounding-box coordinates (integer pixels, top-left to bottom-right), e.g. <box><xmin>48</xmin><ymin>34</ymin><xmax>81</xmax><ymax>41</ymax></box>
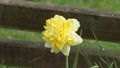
<box><xmin>61</xmin><ymin>45</ymin><xmax>70</xmax><ymax>56</ymax></box>
<box><xmin>51</xmin><ymin>43</ymin><xmax>60</xmax><ymax>53</ymax></box>
<box><xmin>67</xmin><ymin>19</ymin><xmax>80</xmax><ymax>32</ymax></box>
<box><xmin>45</xmin><ymin>42</ymin><xmax>52</xmax><ymax>48</ymax></box>
<box><xmin>68</xmin><ymin>32</ymin><xmax>83</xmax><ymax>46</ymax></box>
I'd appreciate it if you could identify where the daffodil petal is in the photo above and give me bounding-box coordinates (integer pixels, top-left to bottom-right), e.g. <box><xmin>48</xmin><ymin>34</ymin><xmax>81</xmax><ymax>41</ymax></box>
<box><xmin>67</xmin><ymin>19</ymin><xmax>80</xmax><ymax>32</ymax></box>
<box><xmin>61</xmin><ymin>45</ymin><xmax>70</xmax><ymax>56</ymax></box>
<box><xmin>45</xmin><ymin>42</ymin><xmax>52</xmax><ymax>48</ymax></box>
<box><xmin>54</xmin><ymin>15</ymin><xmax>66</xmax><ymax>22</ymax></box>
<box><xmin>70</xmin><ymin>32</ymin><xmax>83</xmax><ymax>45</ymax></box>
<box><xmin>50</xmin><ymin>48</ymin><xmax>55</xmax><ymax>53</ymax></box>
<box><xmin>51</xmin><ymin>47</ymin><xmax>60</xmax><ymax>54</ymax></box>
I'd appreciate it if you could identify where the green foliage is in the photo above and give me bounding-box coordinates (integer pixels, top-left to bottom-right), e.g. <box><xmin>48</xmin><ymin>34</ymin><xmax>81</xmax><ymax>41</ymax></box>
<box><xmin>0</xmin><ymin>28</ymin><xmax>42</xmax><ymax>42</ymax></box>
<box><xmin>0</xmin><ymin>60</ymin><xmax>19</xmax><ymax>68</ymax></box>
<box><xmin>72</xmin><ymin>30</ymin><xmax>83</xmax><ymax>68</ymax></box>
<box><xmin>81</xmin><ymin>28</ymin><xmax>119</xmax><ymax>68</ymax></box>
<box><xmin>26</xmin><ymin>0</ymin><xmax>120</xmax><ymax>12</ymax></box>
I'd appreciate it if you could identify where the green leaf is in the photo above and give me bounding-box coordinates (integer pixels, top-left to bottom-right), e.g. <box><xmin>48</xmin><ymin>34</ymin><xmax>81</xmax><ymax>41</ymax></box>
<box><xmin>72</xmin><ymin>29</ymin><xmax>82</xmax><ymax>68</ymax></box>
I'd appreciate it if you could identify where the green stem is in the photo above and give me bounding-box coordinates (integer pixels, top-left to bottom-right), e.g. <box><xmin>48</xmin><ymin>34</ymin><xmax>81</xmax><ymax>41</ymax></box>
<box><xmin>72</xmin><ymin>45</ymin><xmax>79</xmax><ymax>68</ymax></box>
<box><xmin>66</xmin><ymin>56</ymin><xmax>69</xmax><ymax>68</ymax></box>
<box><xmin>72</xmin><ymin>29</ymin><xmax>83</xmax><ymax>68</ymax></box>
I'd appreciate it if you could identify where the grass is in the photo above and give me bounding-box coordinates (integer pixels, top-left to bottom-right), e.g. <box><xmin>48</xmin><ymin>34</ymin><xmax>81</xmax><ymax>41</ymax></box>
<box><xmin>82</xmin><ymin>39</ymin><xmax>120</xmax><ymax>51</ymax></box>
<box><xmin>0</xmin><ymin>28</ymin><xmax>119</xmax><ymax>51</ymax></box>
<box><xmin>26</xmin><ymin>0</ymin><xmax>120</xmax><ymax>12</ymax></box>
<box><xmin>0</xmin><ymin>28</ymin><xmax>42</xmax><ymax>42</ymax></box>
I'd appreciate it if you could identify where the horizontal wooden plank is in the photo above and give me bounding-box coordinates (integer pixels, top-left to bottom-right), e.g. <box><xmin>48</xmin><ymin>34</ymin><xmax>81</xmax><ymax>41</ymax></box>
<box><xmin>0</xmin><ymin>39</ymin><xmax>120</xmax><ymax>58</ymax></box>
<box><xmin>0</xmin><ymin>1</ymin><xmax>120</xmax><ymax>43</ymax></box>
<box><xmin>0</xmin><ymin>39</ymin><xmax>120</xmax><ymax>67</ymax></box>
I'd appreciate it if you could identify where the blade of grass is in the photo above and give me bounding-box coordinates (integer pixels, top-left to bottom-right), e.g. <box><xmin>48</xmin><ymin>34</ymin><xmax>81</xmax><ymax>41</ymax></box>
<box><xmin>114</xmin><ymin>59</ymin><xmax>118</xmax><ymax>68</ymax></box>
<box><xmin>90</xmin><ymin>28</ymin><xmax>102</xmax><ymax>51</ymax></box>
<box><xmin>109</xmin><ymin>62</ymin><xmax>113</xmax><ymax>68</ymax></box>
<box><xmin>28</xmin><ymin>57</ymin><xmax>41</xmax><ymax>64</ymax></box>
<box><xmin>100</xmin><ymin>58</ymin><xmax>110</xmax><ymax>67</ymax></box>
<box><xmin>72</xmin><ymin>44</ymin><xmax>79</xmax><ymax>68</ymax></box>
<box><xmin>72</xmin><ymin>29</ymin><xmax>83</xmax><ymax>68</ymax></box>
<box><xmin>80</xmin><ymin>39</ymin><xmax>93</xmax><ymax>66</ymax></box>
<box><xmin>98</xmin><ymin>61</ymin><xmax>104</xmax><ymax>68</ymax></box>
<box><xmin>81</xmin><ymin>49</ymin><xmax>93</xmax><ymax>67</ymax></box>
<box><xmin>80</xmin><ymin>37</ymin><xmax>93</xmax><ymax>67</ymax></box>
<box><xmin>81</xmin><ymin>28</ymin><xmax>94</xmax><ymax>67</ymax></box>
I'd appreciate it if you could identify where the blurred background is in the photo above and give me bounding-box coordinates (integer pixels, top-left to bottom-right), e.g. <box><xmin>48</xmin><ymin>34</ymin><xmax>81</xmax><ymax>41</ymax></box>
<box><xmin>26</xmin><ymin>0</ymin><xmax>120</xmax><ymax>12</ymax></box>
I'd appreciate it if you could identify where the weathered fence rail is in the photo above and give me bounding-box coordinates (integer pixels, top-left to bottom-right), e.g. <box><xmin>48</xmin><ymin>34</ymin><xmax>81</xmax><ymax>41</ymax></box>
<box><xmin>0</xmin><ymin>0</ymin><xmax>120</xmax><ymax>42</ymax></box>
<box><xmin>0</xmin><ymin>0</ymin><xmax>120</xmax><ymax>68</ymax></box>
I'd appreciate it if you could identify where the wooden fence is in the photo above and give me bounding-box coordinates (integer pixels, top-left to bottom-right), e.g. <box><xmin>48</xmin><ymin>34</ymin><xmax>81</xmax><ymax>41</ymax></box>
<box><xmin>0</xmin><ymin>0</ymin><xmax>120</xmax><ymax>68</ymax></box>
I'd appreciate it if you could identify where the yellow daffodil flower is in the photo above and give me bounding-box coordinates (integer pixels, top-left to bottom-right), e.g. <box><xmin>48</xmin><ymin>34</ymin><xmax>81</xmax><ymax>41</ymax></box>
<box><xmin>42</xmin><ymin>15</ymin><xmax>83</xmax><ymax>56</ymax></box>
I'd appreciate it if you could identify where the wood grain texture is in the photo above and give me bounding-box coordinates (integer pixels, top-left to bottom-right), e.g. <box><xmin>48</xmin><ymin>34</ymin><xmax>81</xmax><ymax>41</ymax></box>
<box><xmin>0</xmin><ymin>39</ymin><xmax>120</xmax><ymax>68</ymax></box>
<box><xmin>0</xmin><ymin>1</ymin><xmax>119</xmax><ymax>42</ymax></box>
